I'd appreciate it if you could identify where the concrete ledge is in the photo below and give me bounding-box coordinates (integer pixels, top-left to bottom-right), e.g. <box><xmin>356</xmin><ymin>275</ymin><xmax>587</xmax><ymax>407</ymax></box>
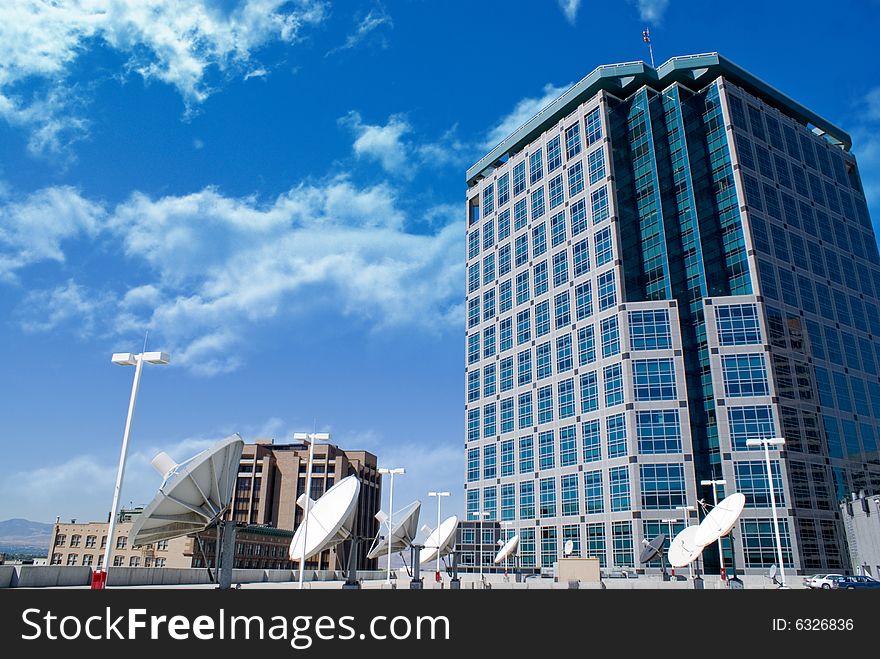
<box><xmin>15</xmin><ymin>566</ymin><xmax>91</xmax><ymax>588</ymax></box>
<box><xmin>0</xmin><ymin>566</ymin><xmax>17</xmax><ymax>588</ymax></box>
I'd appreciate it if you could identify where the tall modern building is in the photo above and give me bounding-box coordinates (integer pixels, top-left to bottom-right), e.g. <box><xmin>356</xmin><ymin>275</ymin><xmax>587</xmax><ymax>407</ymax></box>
<box><xmin>463</xmin><ymin>53</ymin><xmax>879</xmax><ymax>575</ymax></box>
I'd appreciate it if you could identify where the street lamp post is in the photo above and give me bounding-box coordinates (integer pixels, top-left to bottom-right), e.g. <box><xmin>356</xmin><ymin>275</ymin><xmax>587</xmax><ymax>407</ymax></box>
<box><xmin>500</xmin><ymin>520</ymin><xmax>513</xmax><ymax>578</ymax></box>
<box><xmin>378</xmin><ymin>467</ymin><xmax>405</xmax><ymax>585</ymax></box>
<box><xmin>428</xmin><ymin>491</ymin><xmax>449</xmax><ymax>583</ymax></box>
<box><xmin>675</xmin><ymin>504</ymin><xmax>696</xmax><ymax>578</ymax></box>
<box><xmin>293</xmin><ymin>431</ymin><xmax>332</xmax><ymax>590</ymax></box>
<box><xmin>700</xmin><ymin>479</ymin><xmax>727</xmax><ymax>578</ymax></box>
<box><xmin>98</xmin><ymin>351</ymin><xmax>170</xmax><ymax>588</ymax></box>
<box><xmin>746</xmin><ymin>436</ymin><xmax>787</xmax><ymax>588</ymax></box>
<box><xmin>470</xmin><ymin>511</ymin><xmax>489</xmax><ymax>583</ymax></box>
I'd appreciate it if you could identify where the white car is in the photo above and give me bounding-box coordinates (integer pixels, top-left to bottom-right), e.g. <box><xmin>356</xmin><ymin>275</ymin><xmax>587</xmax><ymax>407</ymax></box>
<box><xmin>807</xmin><ymin>574</ymin><xmax>843</xmax><ymax>589</ymax></box>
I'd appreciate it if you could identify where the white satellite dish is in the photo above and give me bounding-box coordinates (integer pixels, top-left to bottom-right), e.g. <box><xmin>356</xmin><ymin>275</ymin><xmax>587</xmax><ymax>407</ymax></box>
<box><xmin>366</xmin><ymin>500</ymin><xmax>421</xmax><ymax>560</ymax></box>
<box><xmin>694</xmin><ymin>492</ymin><xmax>746</xmax><ymax>547</ymax></box>
<box><xmin>493</xmin><ymin>535</ymin><xmax>520</xmax><ymax>564</ymax></box>
<box><xmin>563</xmin><ymin>539</ymin><xmax>575</xmax><ymax>557</ymax></box>
<box><xmin>289</xmin><ymin>475</ymin><xmax>360</xmax><ymax>563</ymax></box>
<box><xmin>419</xmin><ymin>515</ymin><xmax>459</xmax><ymax>565</ymax></box>
<box><xmin>130</xmin><ymin>434</ymin><xmax>244</xmax><ymax>547</ymax></box>
<box><xmin>668</xmin><ymin>525</ymin><xmax>705</xmax><ymax>568</ymax></box>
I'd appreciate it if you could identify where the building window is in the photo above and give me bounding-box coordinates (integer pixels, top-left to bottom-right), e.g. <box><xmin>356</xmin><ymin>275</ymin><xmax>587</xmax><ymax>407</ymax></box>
<box><xmin>575</xmin><ymin>282</ymin><xmax>592</xmax><ymax>321</ymax></box>
<box><xmin>500</xmin><ymin>439</ymin><xmax>514</xmax><ymax>475</ymax></box>
<box><xmin>586</xmin><ymin>523</ymin><xmax>606</xmax><ymax>567</ymax></box>
<box><xmin>467</xmin><ymin>409</ymin><xmax>480</xmax><ymax>442</ymax></box>
<box><xmin>597</xmin><ymin>270</ymin><xmax>616</xmax><ymax>310</ymax></box>
<box><xmin>612</xmin><ymin>521</ymin><xmax>634</xmax><ymax>567</ymax></box>
<box><xmin>629</xmin><ymin>309</ymin><xmax>672</xmax><ymax>351</ymax></box>
<box><xmin>580</xmin><ymin>370</ymin><xmax>598</xmax><ymax>413</ymax></box>
<box><xmin>565</xmin><ymin>121</ymin><xmax>583</xmax><ymax>159</ymax></box>
<box><xmin>722</xmin><ymin>354</ymin><xmax>769</xmax><ymax>397</ymax></box>
<box><xmin>609</xmin><ymin>466</ymin><xmax>630</xmax><ymax>512</ymax></box>
<box><xmin>727</xmin><ymin>405</ymin><xmax>775</xmax><ymax>450</ymax></box>
<box><xmin>538</xmin><ymin>430</ymin><xmax>556</xmax><ymax>469</ymax></box>
<box><xmin>70</xmin><ymin>534</ymin><xmax>81</xmax><ymax>548</ymax></box>
<box><xmin>606</xmin><ymin>413</ymin><xmax>627</xmax><ymax>458</ymax></box>
<box><xmin>538</xmin><ymin>386</ymin><xmax>554</xmax><ymax>424</ymax></box>
<box><xmin>741</xmin><ymin>518</ymin><xmax>793</xmax><ymax>568</ymax></box>
<box><xmin>67</xmin><ymin>554</ymin><xmax>77</xmax><ymax>565</ymax></box>
<box><xmin>578</xmin><ymin>326</ymin><xmax>596</xmax><ymax>365</ymax></box>
<box><xmin>559</xmin><ymin>424</ymin><xmax>577</xmax><ymax>466</ymax></box>
<box><xmin>556</xmin><ymin>335</ymin><xmax>573</xmax><ymax>373</ymax></box>
<box><xmin>82</xmin><ymin>554</ymin><xmax>93</xmax><ymax>566</ymax></box>
<box><xmin>531</xmin><ymin>188</ymin><xmax>546</xmax><ymax>221</ymax></box>
<box><xmin>584</xmin><ymin>470</ymin><xmax>603</xmax><ymax>513</ymax></box>
<box><xmin>560</xmin><ymin>474</ymin><xmax>579</xmax><ymax>516</ymax></box>
<box><xmin>500</xmin><ymin>398</ymin><xmax>514</xmax><ymax>435</ymax></box>
<box><xmin>716</xmin><ymin>304</ymin><xmax>761</xmax><ymax>346</ymax></box>
<box><xmin>552</xmin><ymin>250</ymin><xmax>569</xmax><ymax>287</ymax></box>
<box><xmin>636</xmin><ymin>410</ymin><xmax>682</xmax><ymax>453</ymax></box>
<box><xmin>116</xmin><ymin>536</ymin><xmax>127</xmax><ymax>550</ymax></box>
<box><xmin>572</xmin><ymin>239</ymin><xmax>590</xmax><ymax>277</ymax></box>
<box><xmin>517</xmin><ymin>348</ymin><xmax>532</xmax><ymax>386</ymax></box>
<box><xmin>547</xmin><ymin>135</ymin><xmax>562</xmax><ymax>172</ymax></box>
<box><xmin>500</xmin><ymin>356</ymin><xmax>513</xmax><ymax>391</ymax></box>
<box><xmin>483</xmin><ymin>443</ymin><xmax>496</xmax><ymax>481</ymax></box>
<box><xmin>513</xmin><ymin>161</ymin><xmax>526</xmax><ymax>197</ymax></box>
<box><xmin>517</xmin><ymin>392</ymin><xmax>533</xmax><ymax>429</ymax></box>
<box><xmin>55</xmin><ymin>534</ymin><xmax>66</xmax><ymax>547</ymax></box>
<box><xmin>535</xmin><ymin>301</ymin><xmax>551</xmax><ymax>337</ymax></box>
<box><xmin>570</xmin><ymin>197</ymin><xmax>588</xmax><ymax>236</ymax></box>
<box><xmin>498</xmin><ymin>173</ymin><xmax>510</xmax><ymax>207</ymax></box>
<box><xmin>520</xmin><ymin>481</ymin><xmax>535</xmax><ymax>519</ymax></box>
<box><xmin>519</xmin><ymin>436</ymin><xmax>534</xmax><ymax>473</ymax></box>
<box><xmin>591</xmin><ymin>186</ymin><xmax>609</xmax><ymax>224</ymax></box>
<box><xmin>600</xmin><ymin>316</ymin><xmax>620</xmax><ymax>358</ymax></box>
<box><xmin>640</xmin><ymin>463</ymin><xmax>686</xmax><ymax>509</ymax></box>
<box><xmin>632</xmin><ymin>358</ymin><xmax>677</xmax><ymax>401</ymax></box>
<box><xmin>558</xmin><ymin>378</ymin><xmax>575</xmax><ymax>419</ymax></box>
<box><xmin>113</xmin><ymin>555</ymin><xmax>124</xmax><ymax>566</ymax></box>
<box><xmin>501</xmin><ymin>483</ymin><xmax>515</xmax><ymax>521</ymax></box>
<box><xmin>554</xmin><ymin>291</ymin><xmax>571</xmax><ymax>328</ymax></box>
<box><xmin>587</xmin><ymin>148</ymin><xmax>606</xmax><ymax>185</ymax></box>
<box><xmin>534</xmin><ymin>260</ymin><xmax>548</xmax><ymax>295</ymax></box>
<box><xmin>482</xmin><ymin>183</ymin><xmax>494</xmax><ymax>218</ymax></box>
<box><xmin>516</xmin><ymin>310</ymin><xmax>531</xmax><ymax>345</ymax></box>
<box><xmin>568</xmin><ymin>161</ymin><xmax>584</xmax><ymax>197</ymax></box>
<box><xmin>594</xmin><ymin>226</ymin><xmax>613</xmax><ymax>266</ymax></box>
<box><xmin>550</xmin><ymin>210</ymin><xmax>565</xmax><ymax>247</ymax></box>
<box><xmin>51</xmin><ymin>553</ymin><xmax>62</xmax><ymax>565</ymax></box>
<box><xmin>603</xmin><ymin>363</ymin><xmax>624</xmax><ymax>407</ymax></box>
<box><xmin>529</xmin><ymin>148</ymin><xmax>544</xmax><ymax>185</ymax></box>
<box><xmin>585</xmin><ymin>107</ymin><xmax>602</xmax><ymax>146</ymax></box>
<box><xmin>539</xmin><ymin>478</ymin><xmax>556</xmax><ymax>517</ymax></box>
<box><xmin>734</xmin><ymin>461</ymin><xmax>785</xmax><ymax>507</ymax></box>
<box><xmin>516</xmin><ymin>271</ymin><xmax>530</xmax><ymax>306</ymax></box>
<box><xmin>582</xmin><ymin>419</ymin><xmax>601</xmax><ymax>463</ymax></box>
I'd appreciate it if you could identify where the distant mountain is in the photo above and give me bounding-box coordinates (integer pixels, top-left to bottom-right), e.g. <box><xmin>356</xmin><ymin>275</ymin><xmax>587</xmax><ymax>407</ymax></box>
<box><xmin>0</xmin><ymin>518</ymin><xmax>53</xmax><ymax>549</ymax></box>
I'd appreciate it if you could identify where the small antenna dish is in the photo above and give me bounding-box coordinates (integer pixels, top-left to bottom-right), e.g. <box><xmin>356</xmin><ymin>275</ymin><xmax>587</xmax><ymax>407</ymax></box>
<box><xmin>668</xmin><ymin>525</ymin><xmax>705</xmax><ymax>568</ymax></box>
<box><xmin>130</xmin><ymin>435</ymin><xmax>244</xmax><ymax>546</ymax></box>
<box><xmin>366</xmin><ymin>500</ymin><xmax>421</xmax><ymax>560</ymax></box>
<box><xmin>419</xmin><ymin>515</ymin><xmax>459</xmax><ymax>565</ymax></box>
<box><xmin>493</xmin><ymin>535</ymin><xmax>520</xmax><ymax>564</ymax></box>
<box><xmin>563</xmin><ymin>539</ymin><xmax>575</xmax><ymax>557</ymax></box>
<box><xmin>694</xmin><ymin>492</ymin><xmax>746</xmax><ymax>547</ymax></box>
<box><xmin>289</xmin><ymin>475</ymin><xmax>360</xmax><ymax>562</ymax></box>
<box><xmin>769</xmin><ymin>564</ymin><xmax>779</xmax><ymax>584</ymax></box>
<box><xmin>638</xmin><ymin>534</ymin><xmax>666</xmax><ymax>564</ymax></box>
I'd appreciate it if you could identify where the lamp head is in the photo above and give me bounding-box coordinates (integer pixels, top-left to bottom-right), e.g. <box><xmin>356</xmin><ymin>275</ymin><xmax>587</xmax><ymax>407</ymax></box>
<box><xmin>111</xmin><ymin>353</ymin><xmax>137</xmax><ymax>366</ymax></box>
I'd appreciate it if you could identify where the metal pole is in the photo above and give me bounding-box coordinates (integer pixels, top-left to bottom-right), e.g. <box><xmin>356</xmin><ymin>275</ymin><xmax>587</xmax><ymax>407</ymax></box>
<box><xmin>479</xmin><ymin>513</ymin><xmax>484</xmax><ymax>581</ymax></box>
<box><xmin>298</xmin><ymin>437</ymin><xmax>315</xmax><ymax>589</ymax></box>
<box><xmin>764</xmin><ymin>440</ymin><xmax>787</xmax><ymax>587</ymax></box>
<box><xmin>436</xmin><ymin>494</ymin><xmax>442</xmax><ymax>581</ymax></box>
<box><xmin>712</xmin><ymin>482</ymin><xmax>726</xmax><ymax>578</ymax></box>
<box><xmin>386</xmin><ymin>472</ymin><xmax>394</xmax><ymax>584</ymax></box>
<box><xmin>101</xmin><ymin>354</ymin><xmax>145</xmax><ymax>581</ymax></box>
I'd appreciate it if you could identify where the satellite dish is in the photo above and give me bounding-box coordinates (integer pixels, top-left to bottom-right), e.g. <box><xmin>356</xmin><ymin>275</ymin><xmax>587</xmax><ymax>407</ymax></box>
<box><xmin>668</xmin><ymin>525</ymin><xmax>705</xmax><ymax>568</ymax></box>
<box><xmin>493</xmin><ymin>535</ymin><xmax>520</xmax><ymax>564</ymax></box>
<box><xmin>366</xmin><ymin>500</ymin><xmax>421</xmax><ymax>560</ymax></box>
<box><xmin>419</xmin><ymin>515</ymin><xmax>459</xmax><ymax>565</ymax></box>
<box><xmin>130</xmin><ymin>434</ymin><xmax>244</xmax><ymax>547</ymax></box>
<box><xmin>563</xmin><ymin>539</ymin><xmax>575</xmax><ymax>557</ymax></box>
<box><xmin>769</xmin><ymin>564</ymin><xmax>778</xmax><ymax>582</ymax></box>
<box><xmin>289</xmin><ymin>475</ymin><xmax>360</xmax><ymax>562</ymax></box>
<box><xmin>694</xmin><ymin>492</ymin><xmax>746</xmax><ymax>547</ymax></box>
<box><xmin>638</xmin><ymin>534</ymin><xmax>666</xmax><ymax>564</ymax></box>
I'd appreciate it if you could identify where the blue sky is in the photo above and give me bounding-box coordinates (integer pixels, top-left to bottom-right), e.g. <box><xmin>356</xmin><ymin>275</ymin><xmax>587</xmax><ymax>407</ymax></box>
<box><xmin>1</xmin><ymin>0</ymin><xmax>879</xmax><ymax>525</ymax></box>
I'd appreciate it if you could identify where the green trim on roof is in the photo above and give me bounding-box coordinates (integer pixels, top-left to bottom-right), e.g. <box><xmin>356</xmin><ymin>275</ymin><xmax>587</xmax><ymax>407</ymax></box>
<box><xmin>466</xmin><ymin>52</ymin><xmax>851</xmax><ymax>186</ymax></box>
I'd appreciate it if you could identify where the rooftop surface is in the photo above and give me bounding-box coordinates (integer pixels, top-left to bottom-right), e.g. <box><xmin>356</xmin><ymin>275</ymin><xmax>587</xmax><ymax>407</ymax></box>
<box><xmin>467</xmin><ymin>52</ymin><xmax>852</xmax><ymax>186</ymax></box>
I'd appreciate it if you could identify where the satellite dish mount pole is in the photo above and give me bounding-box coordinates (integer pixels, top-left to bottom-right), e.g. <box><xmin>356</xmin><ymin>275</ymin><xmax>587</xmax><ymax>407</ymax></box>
<box><xmin>409</xmin><ymin>544</ymin><xmax>424</xmax><ymax>589</ymax></box>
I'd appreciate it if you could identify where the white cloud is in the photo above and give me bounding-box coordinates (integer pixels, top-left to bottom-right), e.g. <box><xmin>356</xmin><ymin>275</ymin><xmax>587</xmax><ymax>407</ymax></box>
<box><xmin>18</xmin><ymin>279</ymin><xmax>113</xmax><ymax>337</ymax></box>
<box><xmin>558</xmin><ymin>0</ymin><xmax>581</xmax><ymax>24</ymax></box>
<box><xmin>340</xmin><ymin>111</ymin><xmax>412</xmax><ymax>174</ymax></box>
<box><xmin>851</xmin><ymin>87</ymin><xmax>880</xmax><ymax>213</ymax></box>
<box><xmin>636</xmin><ymin>0</ymin><xmax>671</xmax><ymax>24</ymax></box>
<box><xmin>326</xmin><ymin>5</ymin><xmax>393</xmax><ymax>57</ymax></box>
<box><xmin>482</xmin><ymin>82</ymin><xmax>571</xmax><ymax>152</ymax></box>
<box><xmin>0</xmin><ymin>185</ymin><xmax>105</xmax><ymax>280</ymax></box>
<box><xmin>7</xmin><ymin>178</ymin><xmax>464</xmax><ymax>375</ymax></box>
<box><xmin>0</xmin><ymin>421</ymin><xmax>289</xmax><ymax>523</ymax></box>
<box><xmin>0</xmin><ymin>0</ymin><xmax>327</xmax><ymax>156</ymax></box>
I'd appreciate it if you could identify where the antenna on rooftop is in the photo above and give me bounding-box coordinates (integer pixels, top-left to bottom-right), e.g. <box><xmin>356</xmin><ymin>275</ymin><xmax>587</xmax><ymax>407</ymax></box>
<box><xmin>643</xmin><ymin>28</ymin><xmax>655</xmax><ymax>68</ymax></box>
